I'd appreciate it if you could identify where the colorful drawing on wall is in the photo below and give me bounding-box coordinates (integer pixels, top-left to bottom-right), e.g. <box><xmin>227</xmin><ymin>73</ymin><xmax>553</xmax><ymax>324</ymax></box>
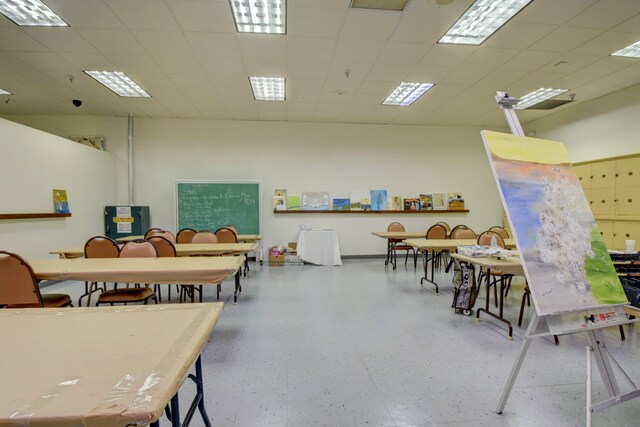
<box><xmin>447</xmin><ymin>192</ymin><xmax>465</xmax><ymax>210</ymax></box>
<box><xmin>302</xmin><ymin>192</ymin><xmax>330</xmax><ymax>210</ymax></box>
<box><xmin>432</xmin><ymin>193</ymin><xmax>446</xmax><ymax>210</ymax></box>
<box><xmin>420</xmin><ymin>194</ymin><xmax>433</xmax><ymax>210</ymax></box>
<box><xmin>287</xmin><ymin>195</ymin><xmax>301</xmax><ymax>210</ymax></box>
<box><xmin>273</xmin><ymin>196</ymin><xmax>286</xmax><ymax>211</ymax></box>
<box><xmin>391</xmin><ymin>196</ymin><xmax>403</xmax><ymax>211</ymax></box>
<box><xmin>350</xmin><ymin>191</ymin><xmax>370</xmax><ymax>211</ymax></box>
<box><xmin>403</xmin><ymin>197</ymin><xmax>421</xmax><ymax>211</ymax></box>
<box><xmin>333</xmin><ymin>198</ymin><xmax>350</xmax><ymax>211</ymax></box>
<box><xmin>370</xmin><ymin>190</ymin><xmax>388</xmax><ymax>211</ymax></box>
<box><xmin>481</xmin><ymin>130</ymin><xmax>627</xmax><ymax>316</ymax></box>
<box><xmin>275</xmin><ymin>189</ymin><xmax>287</xmax><ymax>198</ymax></box>
<box><xmin>52</xmin><ymin>189</ymin><xmax>70</xmax><ymax>213</ymax></box>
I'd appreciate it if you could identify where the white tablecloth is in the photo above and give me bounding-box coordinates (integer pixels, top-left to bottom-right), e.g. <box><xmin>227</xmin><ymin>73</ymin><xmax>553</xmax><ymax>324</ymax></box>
<box><xmin>297</xmin><ymin>229</ymin><xmax>342</xmax><ymax>266</ymax></box>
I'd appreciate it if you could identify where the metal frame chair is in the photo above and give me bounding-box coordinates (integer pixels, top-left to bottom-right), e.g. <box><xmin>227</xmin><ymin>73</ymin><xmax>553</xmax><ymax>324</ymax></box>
<box><xmin>176</xmin><ymin>227</ymin><xmax>198</xmax><ymax>243</ymax></box>
<box><xmin>82</xmin><ymin>236</ymin><xmax>120</xmax><ymax>306</ymax></box>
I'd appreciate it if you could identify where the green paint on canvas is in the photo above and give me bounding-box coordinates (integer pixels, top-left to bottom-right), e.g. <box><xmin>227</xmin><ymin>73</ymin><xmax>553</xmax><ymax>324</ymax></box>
<box><xmin>585</xmin><ymin>227</ymin><xmax>627</xmax><ymax>305</ymax></box>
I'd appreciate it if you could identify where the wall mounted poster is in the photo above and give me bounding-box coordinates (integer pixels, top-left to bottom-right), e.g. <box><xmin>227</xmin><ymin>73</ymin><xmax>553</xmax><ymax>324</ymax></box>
<box><xmin>287</xmin><ymin>195</ymin><xmax>300</xmax><ymax>210</ymax></box>
<box><xmin>52</xmin><ymin>189</ymin><xmax>70</xmax><ymax>213</ymax></box>
<box><xmin>370</xmin><ymin>190</ymin><xmax>388</xmax><ymax>211</ymax></box>
<box><xmin>350</xmin><ymin>191</ymin><xmax>370</xmax><ymax>211</ymax></box>
<box><xmin>420</xmin><ymin>194</ymin><xmax>433</xmax><ymax>210</ymax></box>
<box><xmin>447</xmin><ymin>192</ymin><xmax>465</xmax><ymax>210</ymax></box>
<box><xmin>404</xmin><ymin>197</ymin><xmax>421</xmax><ymax>211</ymax></box>
<box><xmin>301</xmin><ymin>192</ymin><xmax>330</xmax><ymax>210</ymax></box>
<box><xmin>333</xmin><ymin>198</ymin><xmax>350</xmax><ymax>210</ymax></box>
<box><xmin>481</xmin><ymin>130</ymin><xmax>627</xmax><ymax>316</ymax></box>
<box><xmin>391</xmin><ymin>195</ymin><xmax>403</xmax><ymax>210</ymax></box>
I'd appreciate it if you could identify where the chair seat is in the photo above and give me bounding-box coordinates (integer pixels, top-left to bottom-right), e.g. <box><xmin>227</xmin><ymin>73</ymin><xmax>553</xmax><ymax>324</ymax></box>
<box><xmin>7</xmin><ymin>293</ymin><xmax>71</xmax><ymax>308</ymax></box>
<box><xmin>97</xmin><ymin>287</ymin><xmax>155</xmax><ymax>303</ymax></box>
<box><xmin>393</xmin><ymin>244</ymin><xmax>413</xmax><ymax>250</ymax></box>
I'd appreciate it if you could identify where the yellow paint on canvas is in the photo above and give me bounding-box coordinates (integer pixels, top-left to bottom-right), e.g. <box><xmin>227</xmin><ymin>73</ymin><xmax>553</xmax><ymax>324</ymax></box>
<box><xmin>481</xmin><ymin>130</ymin><xmax>570</xmax><ymax>165</ymax></box>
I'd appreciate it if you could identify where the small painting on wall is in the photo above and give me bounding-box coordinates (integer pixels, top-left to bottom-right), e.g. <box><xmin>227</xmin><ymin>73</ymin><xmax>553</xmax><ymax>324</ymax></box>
<box><xmin>53</xmin><ymin>189</ymin><xmax>70</xmax><ymax>213</ymax></box>
<box><xmin>302</xmin><ymin>192</ymin><xmax>330</xmax><ymax>210</ymax></box>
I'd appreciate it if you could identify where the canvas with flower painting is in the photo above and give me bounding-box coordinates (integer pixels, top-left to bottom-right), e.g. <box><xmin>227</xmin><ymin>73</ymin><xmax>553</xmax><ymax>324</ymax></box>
<box><xmin>481</xmin><ymin>130</ymin><xmax>627</xmax><ymax>316</ymax></box>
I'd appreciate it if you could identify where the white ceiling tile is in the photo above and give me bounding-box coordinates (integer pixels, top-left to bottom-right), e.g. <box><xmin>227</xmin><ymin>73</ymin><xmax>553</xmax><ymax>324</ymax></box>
<box><xmin>212</xmin><ymin>77</ymin><xmax>255</xmax><ymax>100</ymax></box>
<box><xmin>288</xmin><ymin>37</ymin><xmax>337</xmax><ymax>62</ymax></box>
<box><xmin>342</xmin><ymin>103</ymin><xmax>377</xmax><ymax>114</ymax></box>
<box><xmin>167</xmin><ymin>1</ymin><xmax>235</xmax><ymax>32</ymax></box>
<box><xmin>572</xmin><ymin>75</ymin><xmax>636</xmax><ymax>100</ymax></box>
<box><xmin>340</xmin><ymin>9</ymin><xmax>402</xmax><ymax>41</ymax></box>
<box><xmin>106</xmin><ymin>0</ymin><xmax>180</xmax><ymax>30</ymax></box>
<box><xmin>511</xmin><ymin>72</ymin><xmax>566</xmax><ymax>89</ymax></box>
<box><xmin>515</xmin><ymin>0</ymin><xmax>598</xmax><ymax>26</ymax></box>
<box><xmin>322</xmin><ymin>78</ymin><xmax>362</xmax><ymax>95</ymax></box>
<box><xmin>223</xmin><ymin>101</ymin><xmax>259</xmax><ymax>120</ymax></box>
<box><xmin>59</xmin><ymin>52</ymin><xmax>114</xmax><ymax>70</ymax></box>
<box><xmin>243</xmin><ymin>59</ymin><xmax>287</xmax><ymax>76</ymax></box>
<box><xmin>376</xmin><ymin>42</ymin><xmax>430</xmax><ymax>66</ymax></box>
<box><xmin>0</xmin><ymin>28</ymin><xmax>47</xmax><ymax>52</ymax></box>
<box><xmin>358</xmin><ymin>80</ymin><xmax>395</xmax><ymax>95</ymax></box>
<box><xmin>13</xmin><ymin>52</ymin><xmax>72</xmax><ymax>71</ymax></box>
<box><xmin>294</xmin><ymin>0</ymin><xmax>350</xmax><ymax>9</ymax></box>
<box><xmin>78</xmin><ymin>29</ymin><xmax>145</xmax><ymax>54</ymax></box>
<box><xmin>501</xmin><ymin>51</ymin><xmax>562</xmax><ymax>72</ymax></box>
<box><xmin>288</xmin><ymin>60</ymin><xmax>330</xmax><ymax>79</ymax></box>
<box><xmin>44</xmin><ymin>0</ymin><xmax>124</xmax><ymax>29</ymax></box>
<box><xmin>390</xmin><ymin>0</ymin><xmax>471</xmax><ymax>44</ymax></box>
<box><xmin>419</xmin><ymin>44</ymin><xmax>475</xmax><ymax>68</ymax></box>
<box><xmin>288</xmin><ymin>7</ymin><xmax>347</xmax><ymax>38</ymax></box>
<box><xmin>22</xmin><ymin>28</ymin><xmax>96</xmax><ymax>52</ymax></box>
<box><xmin>613</xmin><ymin>12</ymin><xmax>640</xmax><ymax>32</ymax></box>
<box><xmin>567</xmin><ymin>0</ymin><xmax>640</xmax><ymax>30</ymax></box>
<box><xmin>200</xmin><ymin>57</ymin><xmax>245</xmax><ymax>76</ymax></box>
<box><xmin>333</xmin><ymin>40</ymin><xmax>384</xmax><ymax>63</ymax></box>
<box><xmin>185</xmin><ymin>33</ymin><xmax>241</xmax><ymax>58</ymax></box>
<box><xmin>405</xmin><ymin>65</ymin><xmax>452</xmax><ymax>83</ymax></box>
<box><xmin>104</xmin><ymin>53</ymin><xmax>160</xmax><ymax>75</ymax></box>
<box><xmin>153</xmin><ymin>54</ymin><xmax>205</xmax><ymax>75</ymax></box>
<box><xmin>287</xmin><ymin>79</ymin><xmax>325</xmax><ymax>102</ymax></box>
<box><xmin>237</xmin><ymin>36</ymin><xmax>287</xmax><ymax>60</ymax></box>
<box><xmin>366</xmin><ymin>64</ymin><xmax>412</xmax><ymax>82</ymax></box>
<box><xmin>538</xmin><ymin>53</ymin><xmax>601</xmax><ymax>74</ymax></box>
<box><xmin>608</xmin><ymin>62</ymin><xmax>640</xmax><ymax>80</ymax></box>
<box><xmin>327</xmin><ymin>62</ymin><xmax>372</xmax><ymax>80</ymax></box>
<box><xmin>483</xmin><ymin>22</ymin><xmax>558</xmax><ymax>50</ymax></box>
<box><xmin>529</xmin><ymin>27</ymin><xmax>603</xmax><ymax>53</ymax></box>
<box><xmin>132</xmin><ymin>30</ymin><xmax>193</xmax><ymax>58</ymax></box>
<box><xmin>426</xmin><ymin>84</ymin><xmax>468</xmax><ymax>98</ymax></box>
<box><xmin>573</xmin><ymin>31</ymin><xmax>640</xmax><ymax>56</ymax></box>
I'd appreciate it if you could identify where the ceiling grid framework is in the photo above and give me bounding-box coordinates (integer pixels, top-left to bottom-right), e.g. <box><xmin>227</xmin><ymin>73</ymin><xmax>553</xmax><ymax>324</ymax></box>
<box><xmin>0</xmin><ymin>0</ymin><xmax>637</xmax><ymax>126</ymax></box>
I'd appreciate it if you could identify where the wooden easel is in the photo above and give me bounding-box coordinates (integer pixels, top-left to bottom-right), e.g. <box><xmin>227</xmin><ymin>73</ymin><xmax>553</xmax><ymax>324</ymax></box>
<box><xmin>492</xmin><ymin>92</ymin><xmax>640</xmax><ymax>426</ymax></box>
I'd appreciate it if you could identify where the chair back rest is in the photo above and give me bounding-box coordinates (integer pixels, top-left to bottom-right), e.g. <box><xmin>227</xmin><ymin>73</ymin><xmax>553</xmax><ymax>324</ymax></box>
<box><xmin>176</xmin><ymin>228</ymin><xmax>197</xmax><ymax>243</ymax></box>
<box><xmin>215</xmin><ymin>227</ymin><xmax>238</xmax><ymax>243</ymax></box>
<box><xmin>143</xmin><ymin>228</ymin><xmax>163</xmax><ymax>239</ymax></box>
<box><xmin>387</xmin><ymin>222</ymin><xmax>405</xmax><ymax>232</ymax></box>
<box><xmin>0</xmin><ymin>251</ymin><xmax>43</xmax><ymax>307</ymax></box>
<box><xmin>488</xmin><ymin>226</ymin><xmax>509</xmax><ymax>239</ymax></box>
<box><xmin>426</xmin><ymin>224</ymin><xmax>447</xmax><ymax>239</ymax></box>
<box><xmin>119</xmin><ymin>240</ymin><xmax>158</xmax><ymax>258</ymax></box>
<box><xmin>192</xmin><ymin>231</ymin><xmax>219</xmax><ymax>244</ymax></box>
<box><xmin>450</xmin><ymin>225</ymin><xmax>476</xmax><ymax>239</ymax></box>
<box><xmin>477</xmin><ymin>231</ymin><xmax>506</xmax><ymax>248</ymax></box>
<box><xmin>435</xmin><ymin>221</ymin><xmax>451</xmax><ymax>234</ymax></box>
<box><xmin>84</xmin><ymin>236</ymin><xmax>120</xmax><ymax>258</ymax></box>
<box><xmin>152</xmin><ymin>230</ymin><xmax>176</xmax><ymax>243</ymax></box>
<box><xmin>223</xmin><ymin>225</ymin><xmax>239</xmax><ymax>235</ymax></box>
<box><xmin>147</xmin><ymin>236</ymin><xmax>177</xmax><ymax>257</ymax></box>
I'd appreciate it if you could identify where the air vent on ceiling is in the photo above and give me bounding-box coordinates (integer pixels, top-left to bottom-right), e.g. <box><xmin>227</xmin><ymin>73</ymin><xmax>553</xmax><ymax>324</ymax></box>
<box><xmin>524</xmin><ymin>99</ymin><xmax>573</xmax><ymax>110</ymax></box>
<box><xmin>350</xmin><ymin>0</ymin><xmax>411</xmax><ymax>11</ymax></box>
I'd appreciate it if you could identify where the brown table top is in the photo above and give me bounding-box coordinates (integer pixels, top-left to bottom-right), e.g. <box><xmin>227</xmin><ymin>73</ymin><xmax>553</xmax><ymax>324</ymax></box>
<box><xmin>50</xmin><ymin>242</ymin><xmax>258</xmax><ymax>259</ymax></box>
<box><xmin>451</xmin><ymin>253</ymin><xmax>524</xmax><ymax>276</ymax></box>
<box><xmin>372</xmin><ymin>231</ymin><xmax>427</xmax><ymax>239</ymax></box>
<box><xmin>30</xmin><ymin>256</ymin><xmax>244</xmax><ymax>285</ymax></box>
<box><xmin>404</xmin><ymin>238</ymin><xmax>516</xmax><ymax>251</ymax></box>
<box><xmin>117</xmin><ymin>234</ymin><xmax>262</xmax><ymax>242</ymax></box>
<box><xmin>0</xmin><ymin>303</ymin><xmax>223</xmax><ymax>427</ymax></box>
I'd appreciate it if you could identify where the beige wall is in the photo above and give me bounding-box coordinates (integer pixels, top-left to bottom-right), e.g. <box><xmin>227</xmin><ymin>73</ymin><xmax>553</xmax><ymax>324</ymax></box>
<box><xmin>0</xmin><ymin>118</ymin><xmax>116</xmax><ymax>258</ymax></box>
<box><xmin>1</xmin><ymin>116</ymin><xmax>504</xmax><ymax>255</ymax></box>
<box><xmin>526</xmin><ymin>82</ymin><xmax>640</xmax><ymax>163</ymax></box>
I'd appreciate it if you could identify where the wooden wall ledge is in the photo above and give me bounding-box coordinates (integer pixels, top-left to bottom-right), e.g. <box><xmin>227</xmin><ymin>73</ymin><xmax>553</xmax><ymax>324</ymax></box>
<box><xmin>0</xmin><ymin>213</ymin><xmax>72</xmax><ymax>220</ymax></box>
<box><xmin>273</xmin><ymin>209</ymin><xmax>469</xmax><ymax>214</ymax></box>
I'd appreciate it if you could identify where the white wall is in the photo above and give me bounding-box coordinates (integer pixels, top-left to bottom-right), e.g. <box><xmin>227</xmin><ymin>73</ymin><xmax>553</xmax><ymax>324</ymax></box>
<box><xmin>526</xmin><ymin>82</ymin><xmax>640</xmax><ymax>163</ymax></box>
<box><xmin>0</xmin><ymin>118</ymin><xmax>116</xmax><ymax>258</ymax></box>
<box><xmin>1</xmin><ymin>116</ymin><xmax>505</xmax><ymax>255</ymax></box>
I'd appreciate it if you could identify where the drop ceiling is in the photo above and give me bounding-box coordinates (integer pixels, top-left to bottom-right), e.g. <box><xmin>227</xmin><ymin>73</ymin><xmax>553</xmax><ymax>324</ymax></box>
<box><xmin>0</xmin><ymin>0</ymin><xmax>639</xmax><ymax>128</ymax></box>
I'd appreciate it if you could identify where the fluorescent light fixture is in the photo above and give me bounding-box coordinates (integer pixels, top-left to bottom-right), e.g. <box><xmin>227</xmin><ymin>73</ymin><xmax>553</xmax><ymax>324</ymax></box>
<box><xmin>229</xmin><ymin>0</ymin><xmax>286</xmax><ymax>34</ymax></box>
<box><xmin>84</xmin><ymin>71</ymin><xmax>150</xmax><ymax>98</ymax></box>
<box><xmin>611</xmin><ymin>40</ymin><xmax>640</xmax><ymax>58</ymax></box>
<box><xmin>0</xmin><ymin>88</ymin><xmax>12</xmax><ymax>95</ymax></box>
<box><xmin>0</xmin><ymin>0</ymin><xmax>68</xmax><ymax>26</ymax></box>
<box><xmin>439</xmin><ymin>0</ymin><xmax>532</xmax><ymax>45</ymax></box>
<box><xmin>249</xmin><ymin>77</ymin><xmax>285</xmax><ymax>101</ymax></box>
<box><xmin>383</xmin><ymin>82</ymin><xmax>434</xmax><ymax>106</ymax></box>
<box><xmin>514</xmin><ymin>88</ymin><xmax>568</xmax><ymax>110</ymax></box>
<box><xmin>350</xmin><ymin>0</ymin><xmax>411</xmax><ymax>11</ymax></box>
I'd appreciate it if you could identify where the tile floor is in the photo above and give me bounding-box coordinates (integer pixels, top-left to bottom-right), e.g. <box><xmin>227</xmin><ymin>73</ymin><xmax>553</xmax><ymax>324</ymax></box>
<box><xmin>50</xmin><ymin>258</ymin><xmax>640</xmax><ymax>426</ymax></box>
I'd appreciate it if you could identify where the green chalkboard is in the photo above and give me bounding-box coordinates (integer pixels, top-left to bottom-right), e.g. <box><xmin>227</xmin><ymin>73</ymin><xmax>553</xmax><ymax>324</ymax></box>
<box><xmin>176</xmin><ymin>181</ymin><xmax>261</xmax><ymax>234</ymax></box>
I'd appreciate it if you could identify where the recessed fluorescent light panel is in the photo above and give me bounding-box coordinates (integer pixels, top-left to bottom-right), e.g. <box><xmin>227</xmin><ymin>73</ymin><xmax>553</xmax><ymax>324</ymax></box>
<box><xmin>439</xmin><ymin>0</ymin><xmax>532</xmax><ymax>45</ymax></box>
<box><xmin>383</xmin><ymin>82</ymin><xmax>434</xmax><ymax>106</ymax></box>
<box><xmin>249</xmin><ymin>77</ymin><xmax>285</xmax><ymax>101</ymax></box>
<box><xmin>0</xmin><ymin>0</ymin><xmax>68</xmax><ymax>26</ymax></box>
<box><xmin>350</xmin><ymin>0</ymin><xmax>411</xmax><ymax>12</ymax></box>
<box><xmin>0</xmin><ymin>88</ymin><xmax>12</xmax><ymax>95</ymax></box>
<box><xmin>229</xmin><ymin>0</ymin><xmax>286</xmax><ymax>34</ymax></box>
<box><xmin>514</xmin><ymin>88</ymin><xmax>568</xmax><ymax>110</ymax></box>
<box><xmin>611</xmin><ymin>40</ymin><xmax>640</xmax><ymax>58</ymax></box>
<box><xmin>84</xmin><ymin>71</ymin><xmax>150</xmax><ymax>97</ymax></box>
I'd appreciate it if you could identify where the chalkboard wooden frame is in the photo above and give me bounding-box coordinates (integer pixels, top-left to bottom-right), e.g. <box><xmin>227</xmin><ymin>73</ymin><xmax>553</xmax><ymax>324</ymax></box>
<box><xmin>174</xmin><ymin>179</ymin><xmax>262</xmax><ymax>234</ymax></box>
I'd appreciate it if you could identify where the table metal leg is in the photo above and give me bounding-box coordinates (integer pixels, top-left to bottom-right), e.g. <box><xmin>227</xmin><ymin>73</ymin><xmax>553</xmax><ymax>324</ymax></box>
<box><xmin>234</xmin><ymin>270</ymin><xmax>241</xmax><ymax>303</ymax></box>
<box><xmin>419</xmin><ymin>249</ymin><xmax>439</xmax><ymax>293</ymax></box>
<box><xmin>476</xmin><ymin>269</ymin><xmax>513</xmax><ymax>339</ymax></box>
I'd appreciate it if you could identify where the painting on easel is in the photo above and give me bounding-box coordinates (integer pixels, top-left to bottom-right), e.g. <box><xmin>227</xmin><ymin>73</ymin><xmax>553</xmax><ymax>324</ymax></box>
<box><xmin>481</xmin><ymin>130</ymin><xmax>627</xmax><ymax>316</ymax></box>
